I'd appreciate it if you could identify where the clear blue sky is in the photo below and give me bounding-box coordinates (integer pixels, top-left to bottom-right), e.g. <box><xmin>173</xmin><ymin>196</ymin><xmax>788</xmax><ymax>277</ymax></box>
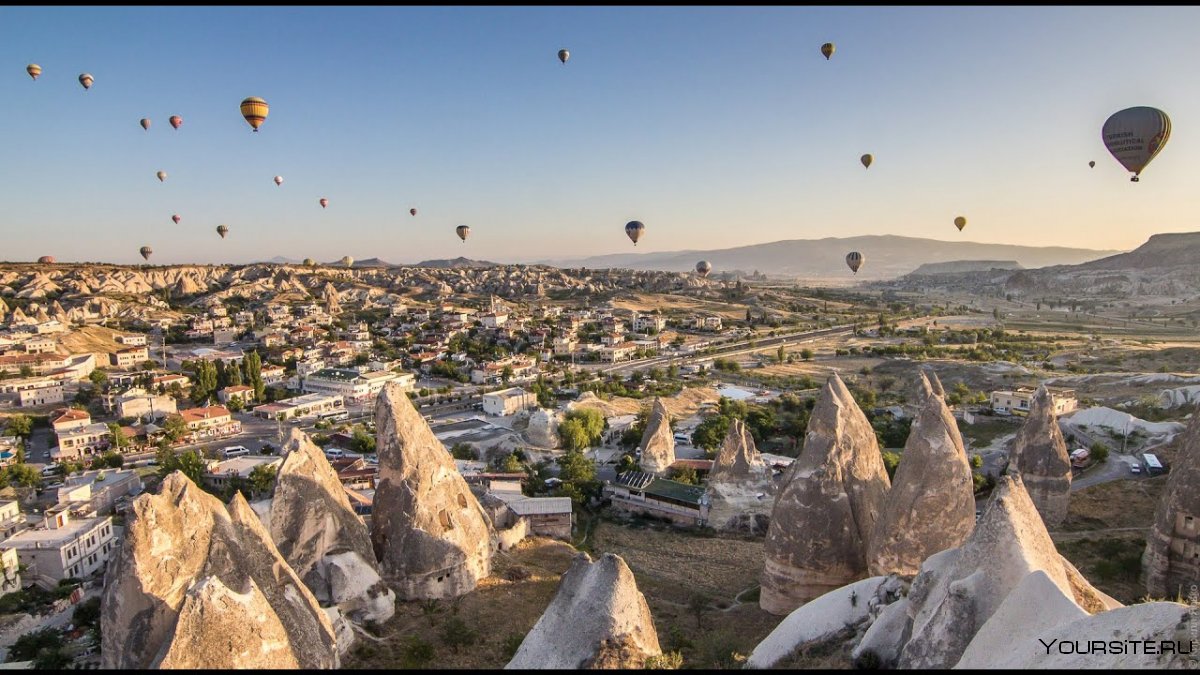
<box><xmin>2</xmin><ymin>6</ymin><xmax>1199</xmax><ymax>265</ymax></box>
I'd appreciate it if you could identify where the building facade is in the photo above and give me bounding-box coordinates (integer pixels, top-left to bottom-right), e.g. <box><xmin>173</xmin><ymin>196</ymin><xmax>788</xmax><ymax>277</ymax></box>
<box><xmin>1</xmin><ymin>505</ymin><xmax>115</xmax><ymax>589</ymax></box>
<box><xmin>482</xmin><ymin>387</ymin><xmax>536</xmax><ymax>416</ymax></box>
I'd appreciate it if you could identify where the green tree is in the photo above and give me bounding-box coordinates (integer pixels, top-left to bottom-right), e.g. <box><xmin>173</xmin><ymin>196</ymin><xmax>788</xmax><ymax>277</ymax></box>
<box><xmin>776</xmin><ymin>345</ymin><xmax>786</xmax><ymax>363</ymax></box>
<box><xmin>880</xmin><ymin>450</ymin><xmax>901</xmax><ymax>480</ymax></box>
<box><xmin>248</xmin><ymin>464</ymin><xmax>278</xmax><ymax>496</ymax></box>
<box><xmin>1090</xmin><ymin>442</ymin><xmax>1110</xmax><ymax>464</ymax></box>
<box><xmin>162</xmin><ymin>414</ymin><xmax>188</xmax><ymax>443</ymax></box>
<box><xmin>450</xmin><ymin>443</ymin><xmax>477</xmax><ymax>460</ymax></box>
<box><xmin>557</xmin><ymin>408</ymin><xmax>605</xmax><ymax>451</ymax></box>
<box><xmin>7</xmin><ymin>628</ymin><xmax>63</xmax><ymax>662</ymax></box>
<box><xmin>691</xmin><ymin>414</ymin><xmax>731</xmax><ymax>453</ymax></box>
<box><xmin>158</xmin><ymin>447</ymin><xmax>206</xmax><ymax>485</ymax></box>
<box><xmin>669</xmin><ymin>466</ymin><xmax>699</xmax><ymax>485</ymax></box>
<box><xmin>3</xmin><ymin>414</ymin><xmax>33</xmax><ymax>439</ymax></box>
<box><xmin>800</xmin><ymin>348</ymin><xmax>814</xmax><ymax>360</ymax></box>
<box><xmin>500</xmin><ymin>453</ymin><xmax>523</xmax><ymax>473</ymax></box>
<box><xmin>501</xmin><ymin>365</ymin><xmax>514</xmax><ymax>384</ymax></box>
<box><xmin>970</xmin><ymin>454</ymin><xmax>983</xmax><ymax>469</ymax></box>
<box><xmin>244</xmin><ymin>351</ymin><xmax>266</xmax><ymax>402</ymax></box>
<box><xmin>98</xmin><ymin>451</ymin><xmax>124</xmax><ymax>469</ymax></box>
<box><xmin>350</xmin><ymin>426</ymin><xmax>376</xmax><ymax>454</ymax></box>
<box><xmin>3</xmin><ymin>463</ymin><xmax>41</xmax><ymax>488</ymax></box>
<box><xmin>107</xmin><ymin>422</ymin><xmax>129</xmax><ymax>450</ymax></box>
<box><xmin>439</xmin><ymin>616</ymin><xmax>478</xmax><ymax>653</ymax></box>
<box><xmin>88</xmin><ymin>368</ymin><xmax>109</xmax><ymax>387</ymax></box>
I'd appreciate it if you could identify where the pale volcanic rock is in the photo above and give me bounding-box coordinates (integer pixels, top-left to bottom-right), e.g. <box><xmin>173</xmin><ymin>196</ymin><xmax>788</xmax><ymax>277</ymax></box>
<box><xmin>156</xmin><ymin>576</ymin><xmax>301</xmax><ymax>669</ymax></box>
<box><xmin>267</xmin><ymin>429</ymin><xmax>395</xmax><ymax>623</ymax></box>
<box><xmin>866</xmin><ymin>391</ymin><xmax>975</xmax><ymax>578</ymax></box>
<box><xmin>926</xmin><ymin>369</ymin><xmax>946</xmax><ymax>398</ymax></box>
<box><xmin>760</xmin><ymin>374</ymin><xmax>891</xmax><ymax>615</ymax></box>
<box><xmin>1008</xmin><ymin>386</ymin><xmax>1072</xmax><ymax>528</ymax></box>
<box><xmin>898</xmin><ymin>474</ymin><xmax>1111</xmax><ymax>669</ymax></box>
<box><xmin>506</xmin><ymin>553</ymin><xmax>662</xmax><ymax>670</ymax></box>
<box><xmin>371</xmin><ymin>382</ymin><xmax>493</xmax><ymax>600</ymax></box>
<box><xmin>526</xmin><ymin>408</ymin><xmax>563</xmax><ymax>449</ymax></box>
<box><xmin>100</xmin><ymin>472</ymin><xmax>338</xmax><ymax>669</ymax></box>
<box><xmin>1144</xmin><ymin>407</ymin><xmax>1200</xmax><ymax>599</ymax></box>
<box><xmin>705</xmin><ymin>419</ymin><xmax>774</xmax><ymax>533</ymax></box>
<box><xmin>637</xmin><ymin>398</ymin><xmax>676</xmax><ymax>475</ymax></box>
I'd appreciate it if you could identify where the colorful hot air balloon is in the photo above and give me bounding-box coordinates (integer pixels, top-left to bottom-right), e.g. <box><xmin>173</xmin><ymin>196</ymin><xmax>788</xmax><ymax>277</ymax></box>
<box><xmin>156</xmin><ymin>171</ymin><xmax>167</xmax><ymax>182</ymax></box>
<box><xmin>169</xmin><ymin>115</ymin><xmax>182</xmax><ymax>129</ymax></box>
<box><xmin>1102</xmin><ymin>106</ymin><xmax>1171</xmax><ymax>182</ymax></box>
<box><xmin>37</xmin><ymin>256</ymin><xmax>54</xmax><ymax>265</ymax></box>
<box><xmin>954</xmin><ymin>216</ymin><xmax>967</xmax><ymax>232</ymax></box>
<box><xmin>1088</xmin><ymin>160</ymin><xmax>1096</xmax><ymax>169</ymax></box>
<box><xmin>78</xmin><ymin>73</ymin><xmax>93</xmax><ymax>90</ymax></box>
<box><xmin>624</xmin><ymin>220</ymin><xmax>645</xmax><ymax>246</ymax></box>
<box><xmin>845</xmin><ymin>251</ymin><xmax>863</xmax><ymax>274</ymax></box>
<box><xmin>319</xmin><ymin>198</ymin><xmax>329</xmax><ymax>209</ymax></box>
<box><xmin>26</xmin><ymin>64</ymin><xmax>41</xmax><ymax>81</ymax></box>
<box><xmin>341</xmin><ymin>255</ymin><xmax>354</xmax><ymax>267</ymax></box>
<box><xmin>410</xmin><ymin>208</ymin><xmax>417</xmax><ymax>217</ymax></box>
<box><xmin>171</xmin><ymin>214</ymin><xmax>181</xmax><ymax>225</ymax></box>
<box><xmin>695</xmin><ymin>260</ymin><xmax>712</xmax><ymax>278</ymax></box>
<box><xmin>274</xmin><ymin>175</ymin><xmax>283</xmax><ymax>186</ymax></box>
<box><xmin>456</xmin><ymin>225</ymin><xmax>471</xmax><ymax>243</ymax></box>
<box><xmin>303</xmin><ymin>258</ymin><xmax>316</xmax><ymax>267</ymax></box>
<box><xmin>821</xmin><ymin>42</ymin><xmax>835</xmax><ymax>60</ymax></box>
<box><xmin>216</xmin><ymin>225</ymin><xmax>228</xmax><ymax>239</ymax></box>
<box><xmin>139</xmin><ymin>246</ymin><xmax>153</xmax><ymax>261</ymax></box>
<box><xmin>558</xmin><ymin>49</ymin><xmax>570</xmax><ymax>64</ymax></box>
<box><xmin>240</xmin><ymin>96</ymin><xmax>269</xmax><ymax>132</ymax></box>
<box><xmin>861</xmin><ymin>153</ymin><xmax>873</xmax><ymax>169</ymax></box>
<box><xmin>140</xmin><ymin>118</ymin><xmax>151</xmax><ymax>131</ymax></box>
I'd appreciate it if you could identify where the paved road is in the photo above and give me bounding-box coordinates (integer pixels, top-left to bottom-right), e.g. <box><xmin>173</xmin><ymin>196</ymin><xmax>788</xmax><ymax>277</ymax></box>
<box><xmin>598</xmin><ymin>325</ymin><xmax>854</xmax><ymax>376</ymax></box>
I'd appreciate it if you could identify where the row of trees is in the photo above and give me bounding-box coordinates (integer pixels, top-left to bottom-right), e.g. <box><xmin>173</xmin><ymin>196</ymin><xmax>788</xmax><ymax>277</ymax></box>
<box><xmin>182</xmin><ymin>351</ymin><xmax>266</xmax><ymax>405</ymax></box>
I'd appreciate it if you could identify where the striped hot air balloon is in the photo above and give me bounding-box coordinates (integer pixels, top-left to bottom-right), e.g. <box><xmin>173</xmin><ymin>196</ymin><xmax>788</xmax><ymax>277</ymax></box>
<box><xmin>26</xmin><ymin>64</ymin><xmax>41</xmax><ymax>80</ymax></box>
<box><xmin>216</xmin><ymin>225</ymin><xmax>228</xmax><ymax>239</ymax></box>
<box><xmin>845</xmin><ymin>251</ymin><xmax>864</xmax><ymax>274</ymax></box>
<box><xmin>456</xmin><ymin>225</ymin><xmax>471</xmax><ymax>243</ymax></box>
<box><xmin>140</xmin><ymin>246</ymin><xmax>153</xmax><ymax>261</ymax></box>
<box><xmin>240</xmin><ymin>96</ymin><xmax>269</xmax><ymax>131</ymax></box>
<box><xmin>140</xmin><ymin>118</ymin><xmax>151</xmax><ymax>131</ymax></box>
<box><xmin>624</xmin><ymin>220</ymin><xmax>645</xmax><ymax>246</ymax></box>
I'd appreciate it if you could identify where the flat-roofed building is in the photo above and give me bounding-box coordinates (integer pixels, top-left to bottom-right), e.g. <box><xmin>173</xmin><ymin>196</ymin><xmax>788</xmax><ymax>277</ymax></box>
<box><xmin>252</xmin><ymin>393</ymin><xmax>344</xmax><ymax>421</ymax></box>
<box><xmin>58</xmin><ymin>469</ymin><xmax>143</xmax><ymax>515</ymax></box>
<box><xmin>12</xmin><ymin>380</ymin><xmax>64</xmax><ymax>407</ymax></box>
<box><xmin>302</xmin><ymin>368</ymin><xmax>413</xmax><ymax>403</ymax></box>
<box><xmin>990</xmin><ymin>386</ymin><xmax>1078</xmax><ymax>416</ymax></box>
<box><xmin>482</xmin><ymin>387</ymin><xmax>536</xmax><ymax>417</ymax></box>
<box><xmin>178</xmin><ymin>405</ymin><xmax>241</xmax><ymax>443</ymax></box>
<box><xmin>1</xmin><ymin>505</ymin><xmax>115</xmax><ymax>589</ymax></box>
<box><xmin>115</xmin><ymin>334</ymin><xmax>147</xmax><ymax>347</ymax></box>
<box><xmin>115</xmin><ymin>388</ymin><xmax>177</xmax><ymax>420</ymax></box>
<box><xmin>54</xmin><ymin>422</ymin><xmax>112</xmax><ymax>460</ymax></box>
<box><xmin>111</xmin><ymin>346</ymin><xmax>150</xmax><ymax>369</ymax></box>
<box><xmin>201</xmin><ymin>455</ymin><xmax>283</xmax><ymax>493</ymax></box>
<box><xmin>604</xmin><ymin>471</ymin><xmax>709</xmax><ymax>527</ymax></box>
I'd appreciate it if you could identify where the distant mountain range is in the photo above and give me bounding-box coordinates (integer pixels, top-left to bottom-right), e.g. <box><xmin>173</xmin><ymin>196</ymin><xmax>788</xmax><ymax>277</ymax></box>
<box><xmin>412</xmin><ymin>257</ymin><xmax>501</xmax><ymax>269</ymax></box>
<box><xmin>532</xmin><ymin>235</ymin><xmax>1122</xmax><ymax>280</ymax></box>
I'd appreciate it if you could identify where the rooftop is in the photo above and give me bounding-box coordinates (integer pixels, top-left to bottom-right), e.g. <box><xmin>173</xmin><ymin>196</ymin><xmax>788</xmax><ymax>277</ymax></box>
<box><xmin>204</xmin><ymin>455</ymin><xmax>282</xmax><ymax>478</ymax></box>
<box><xmin>180</xmin><ymin>406</ymin><xmax>232</xmax><ymax>423</ymax></box>
<box><xmin>484</xmin><ymin>387</ymin><xmax>531</xmax><ymax>400</ymax></box>
<box><xmin>2</xmin><ymin>515</ymin><xmax>109</xmax><ymax>549</ymax></box>
<box><xmin>307</xmin><ymin>368</ymin><xmax>363</xmax><ymax>382</ymax></box>
<box><xmin>504</xmin><ymin>496</ymin><xmax>573</xmax><ymax>516</ymax></box>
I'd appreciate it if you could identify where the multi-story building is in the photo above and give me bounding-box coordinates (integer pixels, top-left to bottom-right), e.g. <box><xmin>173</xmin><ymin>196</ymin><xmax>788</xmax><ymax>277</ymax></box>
<box><xmin>51</xmin><ymin>408</ymin><xmax>92</xmax><ymax>434</ymax></box>
<box><xmin>57</xmin><ymin>470</ymin><xmax>144</xmax><ymax>516</ymax></box>
<box><xmin>990</xmin><ymin>386</ymin><xmax>1078</xmax><ymax>416</ymax></box>
<box><xmin>0</xmin><ymin>379</ymin><xmax>65</xmax><ymax>407</ymax></box>
<box><xmin>218</xmin><ymin>385</ymin><xmax>255</xmax><ymax>407</ymax></box>
<box><xmin>252</xmin><ymin>393</ymin><xmax>344</xmax><ymax>421</ymax></box>
<box><xmin>599</xmin><ymin>343</ymin><xmax>638</xmax><ymax>363</ymax></box>
<box><xmin>178</xmin><ymin>406</ymin><xmax>241</xmax><ymax>443</ymax></box>
<box><xmin>1</xmin><ymin>505</ymin><xmax>115</xmax><ymax>588</ymax></box>
<box><xmin>482</xmin><ymin>387</ymin><xmax>536</xmax><ymax>417</ymax></box>
<box><xmin>633</xmin><ymin>313</ymin><xmax>667</xmax><ymax>333</ymax></box>
<box><xmin>115</xmin><ymin>334</ymin><xmax>148</xmax><ymax>347</ymax></box>
<box><xmin>54</xmin><ymin>423</ymin><xmax>112</xmax><ymax>460</ymax></box>
<box><xmin>302</xmin><ymin>368</ymin><xmax>412</xmax><ymax>403</ymax></box>
<box><xmin>22</xmin><ymin>337</ymin><xmax>58</xmax><ymax>354</ymax></box>
<box><xmin>552</xmin><ymin>337</ymin><xmax>578</xmax><ymax>357</ymax></box>
<box><xmin>0</xmin><ymin>500</ymin><xmax>25</xmax><ymax>541</ymax></box>
<box><xmin>111</xmin><ymin>346</ymin><xmax>150</xmax><ymax>369</ymax></box>
<box><xmin>260</xmin><ymin>364</ymin><xmax>287</xmax><ymax>385</ymax></box>
<box><xmin>115</xmin><ymin>388</ymin><xmax>177</xmax><ymax>420</ymax></box>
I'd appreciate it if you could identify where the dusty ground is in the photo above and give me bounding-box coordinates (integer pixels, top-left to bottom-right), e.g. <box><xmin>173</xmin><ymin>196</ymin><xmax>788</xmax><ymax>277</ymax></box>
<box><xmin>56</xmin><ymin>325</ymin><xmax>131</xmax><ymax>356</ymax></box>
<box><xmin>570</xmin><ymin>386</ymin><xmax>720</xmax><ymax>419</ymax></box>
<box><xmin>612</xmin><ymin>292</ymin><xmax>776</xmax><ymax>321</ymax></box>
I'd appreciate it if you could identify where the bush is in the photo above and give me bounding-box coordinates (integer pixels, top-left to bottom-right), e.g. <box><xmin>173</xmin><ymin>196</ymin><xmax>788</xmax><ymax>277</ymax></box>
<box><xmin>439</xmin><ymin>616</ymin><xmax>478</xmax><ymax>653</ymax></box>
<box><xmin>401</xmin><ymin>636</ymin><xmax>435</xmax><ymax>666</ymax></box>
<box><xmin>72</xmin><ymin>596</ymin><xmax>101</xmax><ymax>629</ymax></box>
<box><xmin>502</xmin><ymin>632</ymin><xmax>526</xmax><ymax>660</ymax></box>
<box><xmin>8</xmin><ymin>627</ymin><xmax>63</xmax><ymax>661</ymax></box>
<box><xmin>1090</xmin><ymin>442</ymin><xmax>1110</xmax><ymax>464</ymax></box>
<box><xmin>645</xmin><ymin>651</ymin><xmax>684</xmax><ymax>669</ymax></box>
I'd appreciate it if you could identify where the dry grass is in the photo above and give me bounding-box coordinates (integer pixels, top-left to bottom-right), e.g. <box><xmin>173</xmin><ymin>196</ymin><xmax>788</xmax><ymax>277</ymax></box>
<box><xmin>571</xmin><ymin>386</ymin><xmax>720</xmax><ymax>419</ymax></box>
<box><xmin>611</xmin><ymin>293</ymin><xmax>769</xmax><ymax>321</ymax></box>
<box><xmin>56</xmin><ymin>325</ymin><xmax>129</xmax><ymax>356</ymax></box>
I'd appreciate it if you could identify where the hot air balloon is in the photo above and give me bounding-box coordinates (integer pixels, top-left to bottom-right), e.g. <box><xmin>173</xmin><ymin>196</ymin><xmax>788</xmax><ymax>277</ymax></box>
<box><xmin>1102</xmin><ymin>106</ymin><xmax>1171</xmax><ymax>182</ymax></box>
<box><xmin>140</xmin><ymin>118</ymin><xmax>151</xmax><ymax>131</ymax></box>
<box><xmin>821</xmin><ymin>43</ymin><xmax>835</xmax><ymax>60</ymax></box>
<box><xmin>171</xmin><ymin>214</ymin><xmax>181</xmax><ymax>225</ymax></box>
<box><xmin>624</xmin><ymin>221</ymin><xmax>645</xmax><ymax>246</ymax></box>
<box><xmin>861</xmin><ymin>153</ymin><xmax>873</xmax><ymax>169</ymax></box>
<box><xmin>410</xmin><ymin>208</ymin><xmax>417</xmax><ymax>217</ymax></box>
<box><xmin>274</xmin><ymin>175</ymin><xmax>283</xmax><ymax>186</ymax></box>
<box><xmin>456</xmin><ymin>225</ymin><xmax>471</xmax><ymax>243</ymax></box>
<box><xmin>558</xmin><ymin>49</ymin><xmax>570</xmax><ymax>64</ymax></box>
<box><xmin>169</xmin><ymin>115</ymin><xmax>182</xmax><ymax>130</ymax></box>
<box><xmin>26</xmin><ymin>64</ymin><xmax>41</xmax><ymax>81</ymax></box>
<box><xmin>319</xmin><ymin>198</ymin><xmax>329</xmax><ymax>209</ymax></box>
<box><xmin>139</xmin><ymin>246</ymin><xmax>153</xmax><ymax>261</ymax></box>
<box><xmin>78</xmin><ymin>73</ymin><xmax>93</xmax><ymax>90</ymax></box>
<box><xmin>240</xmin><ymin>96</ymin><xmax>269</xmax><ymax>132</ymax></box>
<box><xmin>37</xmin><ymin>256</ymin><xmax>54</xmax><ymax>265</ymax></box>
<box><xmin>845</xmin><ymin>251</ymin><xmax>863</xmax><ymax>274</ymax></box>
<box><xmin>341</xmin><ymin>255</ymin><xmax>353</xmax><ymax>268</ymax></box>
<box><xmin>696</xmin><ymin>260</ymin><xmax>712</xmax><ymax>278</ymax></box>
<box><xmin>156</xmin><ymin>171</ymin><xmax>167</xmax><ymax>183</ymax></box>
<box><xmin>303</xmin><ymin>258</ymin><xmax>316</xmax><ymax>267</ymax></box>
<box><xmin>216</xmin><ymin>225</ymin><xmax>228</xmax><ymax>239</ymax></box>
<box><xmin>1088</xmin><ymin>160</ymin><xmax>1096</xmax><ymax>169</ymax></box>
<box><xmin>954</xmin><ymin>216</ymin><xmax>967</xmax><ymax>232</ymax></box>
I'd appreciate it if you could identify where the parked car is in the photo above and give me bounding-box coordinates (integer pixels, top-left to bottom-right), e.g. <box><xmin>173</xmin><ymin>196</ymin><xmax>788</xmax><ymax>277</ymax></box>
<box><xmin>221</xmin><ymin>445</ymin><xmax>250</xmax><ymax>459</ymax></box>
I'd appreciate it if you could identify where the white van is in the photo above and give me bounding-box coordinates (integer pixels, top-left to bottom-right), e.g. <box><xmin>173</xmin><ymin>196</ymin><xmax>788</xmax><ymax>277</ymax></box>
<box><xmin>222</xmin><ymin>446</ymin><xmax>250</xmax><ymax>459</ymax></box>
<box><xmin>673</xmin><ymin>432</ymin><xmax>690</xmax><ymax>444</ymax></box>
<box><xmin>324</xmin><ymin>448</ymin><xmax>346</xmax><ymax>461</ymax></box>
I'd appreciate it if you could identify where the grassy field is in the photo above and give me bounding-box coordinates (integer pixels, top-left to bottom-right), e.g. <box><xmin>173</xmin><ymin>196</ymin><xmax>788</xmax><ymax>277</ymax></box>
<box><xmin>56</xmin><ymin>325</ymin><xmax>131</xmax><ymax>356</ymax></box>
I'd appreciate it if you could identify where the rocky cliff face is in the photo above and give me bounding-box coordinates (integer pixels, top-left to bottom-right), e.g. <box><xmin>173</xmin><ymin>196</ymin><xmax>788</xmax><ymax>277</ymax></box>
<box><xmin>638</xmin><ymin>398</ymin><xmax>676</xmax><ymax>475</ymax></box>
<box><xmin>705</xmin><ymin>419</ymin><xmax>774</xmax><ymax>533</ymax></box>
<box><xmin>526</xmin><ymin>408</ymin><xmax>562</xmax><ymax>449</ymax></box>
<box><xmin>506</xmin><ymin>553</ymin><xmax>662</xmax><ymax>669</ymax></box>
<box><xmin>266</xmin><ymin>429</ymin><xmax>395</xmax><ymax>624</ymax></box>
<box><xmin>371</xmin><ymin>382</ymin><xmax>493</xmax><ymax>600</ymax></box>
<box><xmin>1008</xmin><ymin>386</ymin><xmax>1072</xmax><ymax>528</ymax></box>
<box><xmin>100</xmin><ymin>472</ymin><xmax>338</xmax><ymax>669</ymax></box>
<box><xmin>1144</xmin><ymin>407</ymin><xmax>1200</xmax><ymax>599</ymax></box>
<box><xmin>866</xmin><ymin>391</ymin><xmax>975</xmax><ymax>578</ymax></box>
<box><xmin>760</xmin><ymin>374</ymin><xmax>891</xmax><ymax>615</ymax></box>
<box><xmin>896</xmin><ymin>474</ymin><xmax>1110</xmax><ymax>669</ymax></box>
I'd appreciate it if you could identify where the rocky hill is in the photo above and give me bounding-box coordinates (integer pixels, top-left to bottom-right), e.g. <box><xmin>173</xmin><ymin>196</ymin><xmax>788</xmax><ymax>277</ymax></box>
<box><xmin>908</xmin><ymin>260</ymin><xmax>1022</xmax><ymax>275</ymax></box>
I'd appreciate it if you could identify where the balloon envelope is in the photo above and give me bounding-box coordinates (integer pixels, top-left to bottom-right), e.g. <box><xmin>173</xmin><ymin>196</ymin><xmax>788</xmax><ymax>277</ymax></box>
<box><xmin>139</xmin><ymin>246</ymin><xmax>153</xmax><ymax>261</ymax></box>
<box><xmin>156</xmin><ymin>171</ymin><xmax>167</xmax><ymax>182</ymax></box>
<box><xmin>171</xmin><ymin>214</ymin><xmax>181</xmax><ymax>225</ymax></box>
<box><xmin>319</xmin><ymin>198</ymin><xmax>329</xmax><ymax>208</ymax></box>
<box><xmin>26</xmin><ymin>64</ymin><xmax>41</xmax><ymax>80</ymax></box>
<box><xmin>456</xmin><ymin>225</ymin><xmax>471</xmax><ymax>242</ymax></box>
<box><xmin>821</xmin><ymin>43</ymin><xmax>835</xmax><ymax>60</ymax></box>
<box><xmin>954</xmin><ymin>216</ymin><xmax>967</xmax><ymax>232</ymax></box>
<box><xmin>624</xmin><ymin>220</ymin><xmax>645</xmax><ymax>245</ymax></box>
<box><xmin>410</xmin><ymin>208</ymin><xmax>417</xmax><ymax>216</ymax></box>
<box><xmin>845</xmin><ymin>251</ymin><xmax>863</xmax><ymax>274</ymax></box>
<box><xmin>216</xmin><ymin>225</ymin><xmax>228</xmax><ymax>239</ymax></box>
<box><xmin>169</xmin><ymin>115</ymin><xmax>182</xmax><ymax>129</ymax></box>
<box><xmin>696</xmin><ymin>260</ymin><xmax>712</xmax><ymax>277</ymax></box>
<box><xmin>341</xmin><ymin>256</ymin><xmax>353</xmax><ymax>267</ymax></box>
<box><xmin>274</xmin><ymin>176</ymin><xmax>283</xmax><ymax>186</ymax></box>
<box><xmin>140</xmin><ymin>118</ymin><xmax>151</xmax><ymax>131</ymax></box>
<box><xmin>240</xmin><ymin>96</ymin><xmax>269</xmax><ymax>131</ymax></box>
<box><xmin>1102</xmin><ymin>106</ymin><xmax>1170</xmax><ymax>181</ymax></box>
<box><xmin>1088</xmin><ymin>160</ymin><xmax>1095</xmax><ymax>168</ymax></box>
<box><xmin>37</xmin><ymin>256</ymin><xmax>54</xmax><ymax>265</ymax></box>
<box><xmin>558</xmin><ymin>49</ymin><xmax>569</xmax><ymax>63</ymax></box>
<box><xmin>78</xmin><ymin>73</ymin><xmax>93</xmax><ymax>89</ymax></box>
<box><xmin>861</xmin><ymin>153</ymin><xmax>873</xmax><ymax>169</ymax></box>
